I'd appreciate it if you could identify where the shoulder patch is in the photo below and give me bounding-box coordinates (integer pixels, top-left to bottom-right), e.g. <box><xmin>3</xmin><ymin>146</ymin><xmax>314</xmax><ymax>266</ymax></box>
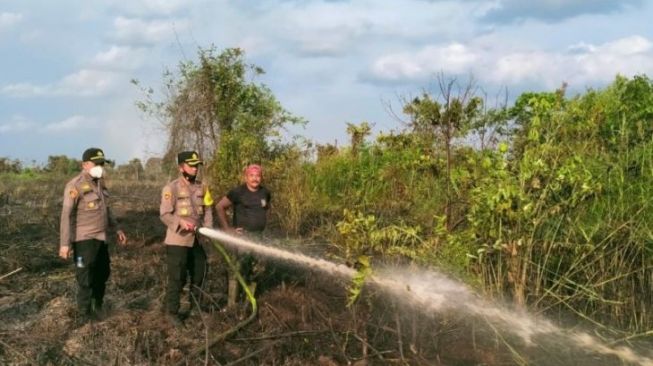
<box><xmin>163</xmin><ymin>191</ymin><xmax>172</xmax><ymax>200</ymax></box>
<box><xmin>69</xmin><ymin>189</ymin><xmax>78</xmax><ymax>199</ymax></box>
<box><xmin>203</xmin><ymin>188</ymin><xmax>214</xmax><ymax>206</ymax></box>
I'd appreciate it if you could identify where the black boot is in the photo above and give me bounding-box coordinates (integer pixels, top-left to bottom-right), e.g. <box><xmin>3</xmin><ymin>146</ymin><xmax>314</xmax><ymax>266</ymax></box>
<box><xmin>91</xmin><ymin>299</ymin><xmax>107</xmax><ymax>320</ymax></box>
<box><xmin>77</xmin><ymin>304</ymin><xmax>93</xmax><ymax>325</ymax></box>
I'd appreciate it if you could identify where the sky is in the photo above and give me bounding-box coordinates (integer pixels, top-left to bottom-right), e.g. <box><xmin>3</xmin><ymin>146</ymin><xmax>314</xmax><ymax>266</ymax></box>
<box><xmin>1</xmin><ymin>0</ymin><xmax>652</xmax><ymax>165</ymax></box>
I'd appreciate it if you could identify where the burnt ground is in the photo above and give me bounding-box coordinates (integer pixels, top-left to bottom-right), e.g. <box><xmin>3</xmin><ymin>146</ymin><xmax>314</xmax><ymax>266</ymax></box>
<box><xmin>1</xmin><ymin>180</ymin><xmax>650</xmax><ymax>365</ymax></box>
<box><xmin>0</xmin><ymin>216</ymin><xmax>503</xmax><ymax>365</ymax></box>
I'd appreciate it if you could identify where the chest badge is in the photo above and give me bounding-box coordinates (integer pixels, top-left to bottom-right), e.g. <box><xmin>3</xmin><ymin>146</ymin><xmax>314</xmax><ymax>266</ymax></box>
<box><xmin>88</xmin><ymin>202</ymin><xmax>96</xmax><ymax>208</ymax></box>
<box><xmin>261</xmin><ymin>199</ymin><xmax>267</xmax><ymax>208</ymax></box>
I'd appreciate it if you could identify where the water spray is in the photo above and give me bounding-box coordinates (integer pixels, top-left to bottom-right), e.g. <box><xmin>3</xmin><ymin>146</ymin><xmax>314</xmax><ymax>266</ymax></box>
<box><xmin>198</xmin><ymin>227</ymin><xmax>356</xmax><ymax>279</ymax></box>
<box><xmin>198</xmin><ymin>227</ymin><xmax>653</xmax><ymax>366</ymax></box>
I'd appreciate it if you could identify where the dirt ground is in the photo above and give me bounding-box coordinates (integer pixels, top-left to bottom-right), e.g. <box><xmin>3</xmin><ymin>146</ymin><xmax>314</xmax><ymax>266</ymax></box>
<box><xmin>2</xmin><ymin>179</ymin><xmax>648</xmax><ymax>365</ymax></box>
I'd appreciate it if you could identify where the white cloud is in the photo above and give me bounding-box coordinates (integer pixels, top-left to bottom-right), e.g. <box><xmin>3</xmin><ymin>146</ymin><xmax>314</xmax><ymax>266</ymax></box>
<box><xmin>43</xmin><ymin>115</ymin><xmax>96</xmax><ymax>132</ymax></box>
<box><xmin>1</xmin><ymin>83</ymin><xmax>49</xmax><ymax>97</ymax></box>
<box><xmin>276</xmin><ymin>2</ymin><xmax>373</xmax><ymax>56</ymax></box>
<box><xmin>2</xmin><ymin>44</ymin><xmax>146</xmax><ymax>99</ymax></box>
<box><xmin>91</xmin><ymin>45</ymin><xmax>147</xmax><ymax>70</ymax></box>
<box><xmin>367</xmin><ymin>35</ymin><xmax>653</xmax><ymax>88</ymax></box>
<box><xmin>489</xmin><ymin>35</ymin><xmax>653</xmax><ymax>86</ymax></box>
<box><xmin>490</xmin><ymin>51</ymin><xmax>555</xmax><ymax>85</ymax></box>
<box><xmin>371</xmin><ymin>43</ymin><xmax>478</xmax><ymax>81</ymax></box>
<box><xmin>231</xmin><ymin>0</ymin><xmax>481</xmax><ymax>57</ymax></box>
<box><xmin>0</xmin><ymin>115</ymin><xmax>97</xmax><ymax>134</ymax></box>
<box><xmin>113</xmin><ymin>16</ymin><xmax>189</xmax><ymax>45</ymax></box>
<box><xmin>0</xmin><ymin>116</ymin><xmax>34</xmax><ymax>133</ymax></box>
<box><xmin>597</xmin><ymin>35</ymin><xmax>652</xmax><ymax>54</ymax></box>
<box><xmin>2</xmin><ymin>69</ymin><xmax>125</xmax><ymax>97</ymax></box>
<box><xmin>0</xmin><ymin>12</ymin><xmax>23</xmax><ymax>29</ymax></box>
<box><xmin>60</xmin><ymin>69</ymin><xmax>123</xmax><ymax>95</ymax></box>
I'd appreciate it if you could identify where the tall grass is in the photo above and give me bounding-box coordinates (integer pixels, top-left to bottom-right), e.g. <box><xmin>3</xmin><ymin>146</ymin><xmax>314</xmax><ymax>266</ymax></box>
<box><xmin>253</xmin><ymin>76</ymin><xmax>653</xmax><ymax>336</ymax></box>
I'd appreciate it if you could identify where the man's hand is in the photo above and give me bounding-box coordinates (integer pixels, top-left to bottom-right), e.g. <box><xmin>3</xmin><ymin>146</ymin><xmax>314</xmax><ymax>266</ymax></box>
<box><xmin>180</xmin><ymin>219</ymin><xmax>196</xmax><ymax>232</ymax></box>
<box><xmin>117</xmin><ymin>230</ymin><xmax>127</xmax><ymax>245</ymax></box>
<box><xmin>59</xmin><ymin>246</ymin><xmax>71</xmax><ymax>259</ymax></box>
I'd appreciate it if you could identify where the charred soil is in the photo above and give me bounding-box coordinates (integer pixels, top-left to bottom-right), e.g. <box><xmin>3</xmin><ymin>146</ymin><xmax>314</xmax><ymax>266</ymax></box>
<box><xmin>0</xmin><ymin>179</ymin><xmax>533</xmax><ymax>365</ymax></box>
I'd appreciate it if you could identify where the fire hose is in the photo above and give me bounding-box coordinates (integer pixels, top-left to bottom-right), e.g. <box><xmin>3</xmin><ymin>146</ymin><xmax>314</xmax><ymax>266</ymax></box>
<box><xmin>176</xmin><ymin>228</ymin><xmax>258</xmax><ymax>365</ymax></box>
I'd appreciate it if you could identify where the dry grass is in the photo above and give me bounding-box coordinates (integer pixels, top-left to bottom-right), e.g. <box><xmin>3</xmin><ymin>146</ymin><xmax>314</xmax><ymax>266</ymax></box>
<box><xmin>2</xmin><ymin>175</ymin><xmax>644</xmax><ymax>365</ymax></box>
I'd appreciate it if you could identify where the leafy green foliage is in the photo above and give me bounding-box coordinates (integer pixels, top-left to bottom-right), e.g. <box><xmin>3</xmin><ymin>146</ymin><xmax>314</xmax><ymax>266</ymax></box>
<box><xmin>335</xmin><ymin>209</ymin><xmax>422</xmax><ymax>262</ymax></box>
<box><xmin>0</xmin><ymin>157</ymin><xmax>22</xmax><ymax>174</ymax></box>
<box><xmin>455</xmin><ymin>76</ymin><xmax>653</xmax><ymax>331</ymax></box>
<box><xmin>346</xmin><ymin>121</ymin><xmax>372</xmax><ymax>155</ymax></box>
<box><xmin>203</xmin><ymin>48</ymin><xmax>306</xmax><ymax>194</ymax></box>
<box><xmin>134</xmin><ymin>47</ymin><xmax>304</xmax><ymax>180</ymax></box>
<box><xmin>346</xmin><ymin>255</ymin><xmax>372</xmax><ymax>307</ymax></box>
<box><xmin>135</xmin><ymin>52</ymin><xmax>652</xmax><ymax>336</ymax></box>
<box><xmin>402</xmin><ymin>82</ymin><xmax>484</xmax><ymax>230</ymax></box>
<box><xmin>44</xmin><ymin>155</ymin><xmax>80</xmax><ymax>175</ymax></box>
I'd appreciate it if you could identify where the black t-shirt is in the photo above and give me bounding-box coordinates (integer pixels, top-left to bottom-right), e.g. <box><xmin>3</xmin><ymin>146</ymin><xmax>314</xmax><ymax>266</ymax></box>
<box><xmin>227</xmin><ymin>184</ymin><xmax>271</xmax><ymax>233</ymax></box>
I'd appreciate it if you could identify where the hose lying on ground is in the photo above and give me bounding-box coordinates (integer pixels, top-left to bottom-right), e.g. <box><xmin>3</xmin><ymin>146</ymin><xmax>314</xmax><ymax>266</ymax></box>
<box><xmin>176</xmin><ymin>238</ymin><xmax>258</xmax><ymax>365</ymax></box>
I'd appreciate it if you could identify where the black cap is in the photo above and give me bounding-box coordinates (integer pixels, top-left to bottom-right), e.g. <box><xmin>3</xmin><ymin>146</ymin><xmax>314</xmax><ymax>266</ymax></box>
<box><xmin>82</xmin><ymin>148</ymin><xmax>106</xmax><ymax>164</ymax></box>
<box><xmin>177</xmin><ymin>151</ymin><xmax>203</xmax><ymax>166</ymax></box>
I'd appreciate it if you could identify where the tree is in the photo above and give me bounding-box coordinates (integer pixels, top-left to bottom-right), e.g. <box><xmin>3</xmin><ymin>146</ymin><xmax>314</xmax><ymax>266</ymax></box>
<box><xmin>602</xmin><ymin>74</ymin><xmax>653</xmax><ymax>151</ymax></box>
<box><xmin>0</xmin><ymin>158</ymin><xmax>22</xmax><ymax>174</ymax></box>
<box><xmin>135</xmin><ymin>46</ymin><xmax>305</xmax><ymax>200</ymax></box>
<box><xmin>402</xmin><ymin>76</ymin><xmax>482</xmax><ymax>230</ymax></box>
<box><xmin>144</xmin><ymin>157</ymin><xmax>164</xmax><ymax>179</ymax></box>
<box><xmin>346</xmin><ymin>122</ymin><xmax>372</xmax><ymax>156</ymax></box>
<box><xmin>135</xmin><ymin>47</ymin><xmax>303</xmax><ymax>171</ymax></box>
<box><xmin>45</xmin><ymin>155</ymin><xmax>80</xmax><ymax>175</ymax></box>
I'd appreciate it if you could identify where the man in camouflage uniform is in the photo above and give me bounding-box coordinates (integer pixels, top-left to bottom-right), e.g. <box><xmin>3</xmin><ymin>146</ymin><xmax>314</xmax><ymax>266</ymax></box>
<box><xmin>59</xmin><ymin>147</ymin><xmax>127</xmax><ymax>321</ymax></box>
<box><xmin>160</xmin><ymin>151</ymin><xmax>214</xmax><ymax>325</ymax></box>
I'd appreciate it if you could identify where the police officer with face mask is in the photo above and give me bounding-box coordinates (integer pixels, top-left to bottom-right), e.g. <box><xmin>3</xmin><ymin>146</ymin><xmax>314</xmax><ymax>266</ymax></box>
<box><xmin>59</xmin><ymin>147</ymin><xmax>127</xmax><ymax>322</ymax></box>
<box><xmin>160</xmin><ymin>151</ymin><xmax>214</xmax><ymax>326</ymax></box>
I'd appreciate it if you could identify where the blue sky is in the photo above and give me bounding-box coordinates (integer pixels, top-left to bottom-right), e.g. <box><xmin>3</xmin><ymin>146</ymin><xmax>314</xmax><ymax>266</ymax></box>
<box><xmin>1</xmin><ymin>0</ymin><xmax>652</xmax><ymax>164</ymax></box>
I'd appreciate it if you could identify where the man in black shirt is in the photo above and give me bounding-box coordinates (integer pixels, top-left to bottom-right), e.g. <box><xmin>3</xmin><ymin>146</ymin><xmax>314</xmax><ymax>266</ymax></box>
<box><xmin>216</xmin><ymin>164</ymin><xmax>271</xmax><ymax>305</ymax></box>
<box><xmin>216</xmin><ymin>164</ymin><xmax>271</xmax><ymax>234</ymax></box>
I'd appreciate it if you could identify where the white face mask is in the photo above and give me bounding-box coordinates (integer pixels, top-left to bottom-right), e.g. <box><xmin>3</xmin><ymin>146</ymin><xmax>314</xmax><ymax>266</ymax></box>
<box><xmin>89</xmin><ymin>165</ymin><xmax>104</xmax><ymax>179</ymax></box>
